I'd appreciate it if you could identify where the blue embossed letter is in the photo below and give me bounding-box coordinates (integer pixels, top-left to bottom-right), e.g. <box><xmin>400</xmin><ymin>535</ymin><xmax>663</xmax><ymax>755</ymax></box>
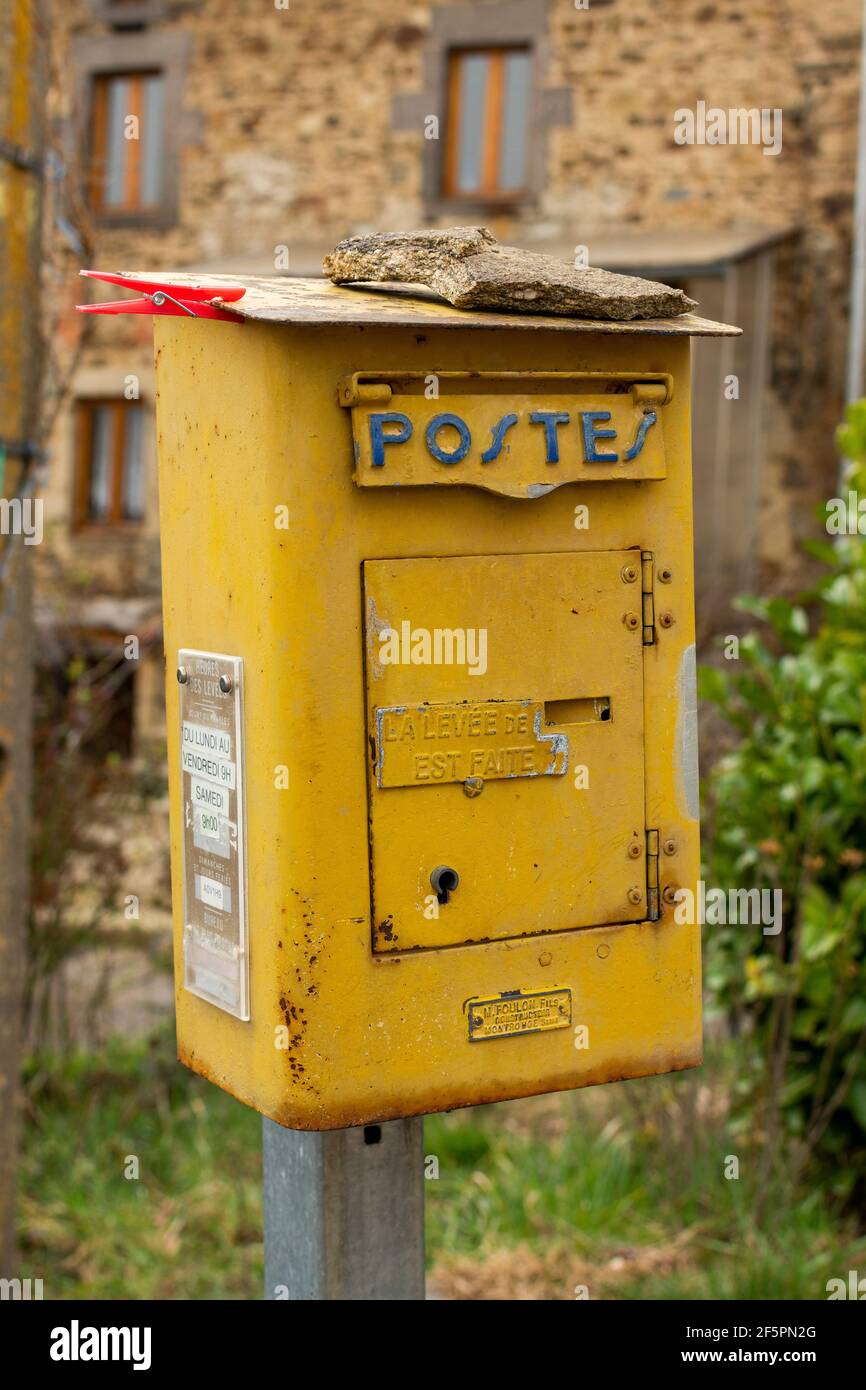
<box><xmin>623</xmin><ymin>410</ymin><xmax>658</xmax><ymax>461</ymax></box>
<box><xmin>581</xmin><ymin>411</ymin><xmax>618</xmax><ymax>463</ymax></box>
<box><xmin>369</xmin><ymin>412</ymin><xmax>413</xmax><ymax>467</ymax></box>
<box><xmin>481</xmin><ymin>413</ymin><xmax>519</xmax><ymax>464</ymax></box>
<box><xmin>529</xmin><ymin>411</ymin><xmax>570</xmax><ymax>464</ymax></box>
<box><xmin>426</xmin><ymin>413</ymin><xmax>471</xmax><ymax>464</ymax></box>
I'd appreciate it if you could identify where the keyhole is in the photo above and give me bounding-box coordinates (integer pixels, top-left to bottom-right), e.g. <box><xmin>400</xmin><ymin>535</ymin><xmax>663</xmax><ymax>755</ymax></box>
<box><xmin>430</xmin><ymin>865</ymin><xmax>460</xmax><ymax>905</ymax></box>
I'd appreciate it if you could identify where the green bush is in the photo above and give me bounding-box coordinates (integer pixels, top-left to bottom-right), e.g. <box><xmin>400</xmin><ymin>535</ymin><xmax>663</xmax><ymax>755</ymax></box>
<box><xmin>700</xmin><ymin>402</ymin><xmax>866</xmax><ymax>1193</ymax></box>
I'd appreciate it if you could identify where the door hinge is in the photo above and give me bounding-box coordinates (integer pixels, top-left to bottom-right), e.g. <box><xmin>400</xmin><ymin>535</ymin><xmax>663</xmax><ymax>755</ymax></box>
<box><xmin>641</xmin><ymin>550</ymin><xmax>655</xmax><ymax>645</ymax></box>
<box><xmin>646</xmin><ymin>828</ymin><xmax>660</xmax><ymax>920</ymax></box>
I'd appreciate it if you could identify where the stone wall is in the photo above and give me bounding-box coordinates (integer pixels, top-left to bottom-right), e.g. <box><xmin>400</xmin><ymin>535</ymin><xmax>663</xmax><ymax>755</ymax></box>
<box><xmin>44</xmin><ymin>0</ymin><xmax>866</xmax><ymax>624</ymax></box>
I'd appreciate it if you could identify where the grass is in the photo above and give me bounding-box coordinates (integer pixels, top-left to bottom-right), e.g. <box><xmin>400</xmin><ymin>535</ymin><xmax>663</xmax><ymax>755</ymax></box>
<box><xmin>424</xmin><ymin>1074</ymin><xmax>866</xmax><ymax>1299</ymax></box>
<box><xmin>17</xmin><ymin>1028</ymin><xmax>866</xmax><ymax>1300</ymax></box>
<box><xmin>19</xmin><ymin>1031</ymin><xmax>262</xmax><ymax>1299</ymax></box>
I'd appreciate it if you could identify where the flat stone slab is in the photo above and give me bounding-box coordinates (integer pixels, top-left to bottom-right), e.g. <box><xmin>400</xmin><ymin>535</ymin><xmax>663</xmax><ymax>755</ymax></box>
<box><xmin>323</xmin><ymin>226</ymin><xmax>697</xmax><ymax>321</ymax></box>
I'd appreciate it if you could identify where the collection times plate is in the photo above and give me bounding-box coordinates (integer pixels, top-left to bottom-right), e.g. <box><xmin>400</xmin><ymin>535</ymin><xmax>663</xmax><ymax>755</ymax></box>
<box><xmin>178</xmin><ymin>650</ymin><xmax>249</xmax><ymax>1020</ymax></box>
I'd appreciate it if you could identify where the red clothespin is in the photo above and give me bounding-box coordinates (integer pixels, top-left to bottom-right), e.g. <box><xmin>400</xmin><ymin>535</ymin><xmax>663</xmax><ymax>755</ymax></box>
<box><xmin>75</xmin><ymin>270</ymin><xmax>246</xmax><ymax>322</ymax></box>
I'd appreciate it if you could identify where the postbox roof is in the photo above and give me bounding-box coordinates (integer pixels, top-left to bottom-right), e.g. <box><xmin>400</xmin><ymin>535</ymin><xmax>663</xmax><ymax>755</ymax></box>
<box><xmin>121</xmin><ymin>271</ymin><xmax>741</xmax><ymax>335</ymax></box>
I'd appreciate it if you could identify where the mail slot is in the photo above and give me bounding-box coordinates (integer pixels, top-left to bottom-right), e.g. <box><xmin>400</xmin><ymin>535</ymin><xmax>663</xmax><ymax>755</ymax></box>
<box><xmin>141</xmin><ymin>271</ymin><xmax>740</xmax><ymax>1130</ymax></box>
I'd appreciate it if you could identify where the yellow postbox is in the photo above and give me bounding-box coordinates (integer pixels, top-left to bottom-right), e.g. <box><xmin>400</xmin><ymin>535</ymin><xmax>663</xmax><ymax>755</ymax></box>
<box><xmin>119</xmin><ymin>270</ymin><xmax>738</xmax><ymax>1129</ymax></box>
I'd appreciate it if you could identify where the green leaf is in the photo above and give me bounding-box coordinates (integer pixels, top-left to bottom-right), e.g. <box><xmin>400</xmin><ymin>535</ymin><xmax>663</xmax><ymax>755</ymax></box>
<box><xmin>847</xmin><ymin>1079</ymin><xmax>866</xmax><ymax>1133</ymax></box>
<box><xmin>840</xmin><ymin>998</ymin><xmax>866</xmax><ymax>1033</ymax></box>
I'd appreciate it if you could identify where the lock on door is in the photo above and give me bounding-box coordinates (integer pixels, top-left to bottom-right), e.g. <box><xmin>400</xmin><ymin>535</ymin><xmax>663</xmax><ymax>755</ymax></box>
<box><xmin>430</xmin><ymin>865</ymin><xmax>460</xmax><ymax>904</ymax></box>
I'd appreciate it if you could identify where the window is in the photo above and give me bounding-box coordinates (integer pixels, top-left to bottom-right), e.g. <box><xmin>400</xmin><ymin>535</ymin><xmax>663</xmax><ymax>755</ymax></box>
<box><xmin>444</xmin><ymin>47</ymin><xmax>531</xmax><ymax>199</ymax></box>
<box><xmin>76</xmin><ymin>401</ymin><xmax>146</xmax><ymax>526</ymax></box>
<box><xmin>89</xmin><ymin>71</ymin><xmax>165</xmax><ymax>214</ymax></box>
<box><xmin>392</xmin><ymin>3</ymin><xmax>570</xmax><ymax>215</ymax></box>
<box><xmin>73</xmin><ymin>29</ymin><xmax>191</xmax><ymax>228</ymax></box>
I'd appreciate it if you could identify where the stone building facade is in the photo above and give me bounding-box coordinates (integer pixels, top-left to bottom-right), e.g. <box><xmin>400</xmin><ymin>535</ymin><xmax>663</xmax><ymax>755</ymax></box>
<box><xmin>42</xmin><ymin>0</ymin><xmax>865</xmax><ymax>744</ymax></box>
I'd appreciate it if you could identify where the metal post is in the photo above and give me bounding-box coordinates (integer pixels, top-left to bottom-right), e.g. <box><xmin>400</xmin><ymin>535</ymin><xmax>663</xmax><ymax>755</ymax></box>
<box><xmin>262</xmin><ymin>1116</ymin><xmax>426</xmax><ymax>1301</ymax></box>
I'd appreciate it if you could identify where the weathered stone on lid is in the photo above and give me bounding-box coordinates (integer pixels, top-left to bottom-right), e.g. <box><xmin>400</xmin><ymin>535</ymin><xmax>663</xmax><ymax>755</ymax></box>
<box><xmin>323</xmin><ymin>226</ymin><xmax>697</xmax><ymax>321</ymax></box>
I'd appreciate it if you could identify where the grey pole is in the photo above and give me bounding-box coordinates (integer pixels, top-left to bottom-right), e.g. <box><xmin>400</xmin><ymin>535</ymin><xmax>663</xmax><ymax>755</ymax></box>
<box><xmin>262</xmin><ymin>1116</ymin><xmax>426</xmax><ymax>1300</ymax></box>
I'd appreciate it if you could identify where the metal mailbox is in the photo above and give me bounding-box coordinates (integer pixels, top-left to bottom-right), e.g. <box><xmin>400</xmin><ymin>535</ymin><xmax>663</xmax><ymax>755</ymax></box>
<box><xmin>143</xmin><ymin>273</ymin><xmax>740</xmax><ymax>1129</ymax></box>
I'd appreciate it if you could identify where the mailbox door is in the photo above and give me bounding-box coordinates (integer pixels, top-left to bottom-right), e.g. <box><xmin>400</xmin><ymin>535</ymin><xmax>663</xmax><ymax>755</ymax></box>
<box><xmin>363</xmin><ymin>550</ymin><xmax>648</xmax><ymax>952</ymax></box>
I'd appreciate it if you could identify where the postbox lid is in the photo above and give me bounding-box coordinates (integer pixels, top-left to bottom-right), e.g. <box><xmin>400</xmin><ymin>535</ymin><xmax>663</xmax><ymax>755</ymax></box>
<box><xmin>117</xmin><ymin>270</ymin><xmax>741</xmax><ymax>336</ymax></box>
